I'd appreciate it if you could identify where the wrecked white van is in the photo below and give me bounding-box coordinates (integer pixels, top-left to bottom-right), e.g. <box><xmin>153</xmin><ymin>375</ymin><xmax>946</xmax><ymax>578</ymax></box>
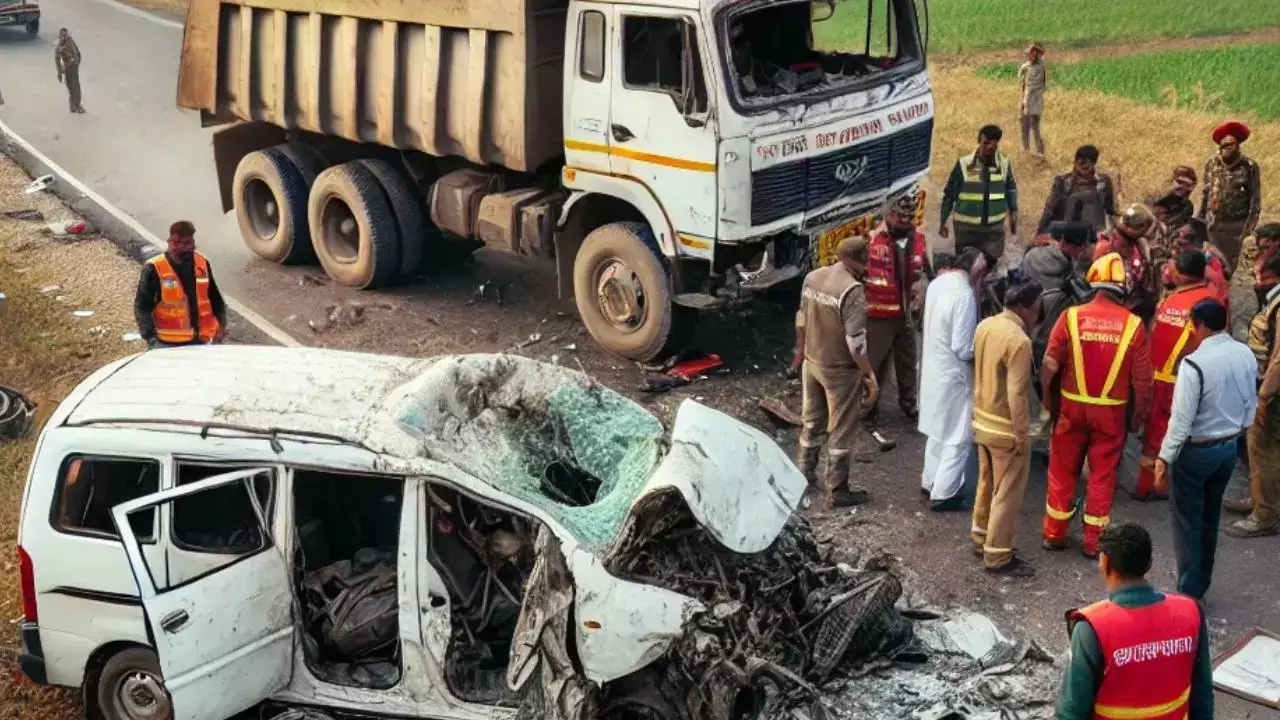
<box><xmin>16</xmin><ymin>347</ymin><xmax>912</xmax><ymax>720</ymax></box>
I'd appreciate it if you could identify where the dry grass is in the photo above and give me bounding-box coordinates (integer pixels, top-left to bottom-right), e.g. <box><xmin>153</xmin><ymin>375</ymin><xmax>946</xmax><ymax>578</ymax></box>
<box><xmin>928</xmin><ymin>64</ymin><xmax>1280</xmax><ymax>244</ymax></box>
<box><xmin>0</xmin><ymin>157</ymin><xmax>144</xmax><ymax>720</ymax></box>
<box><xmin>114</xmin><ymin>0</ymin><xmax>187</xmax><ymax>18</ymax></box>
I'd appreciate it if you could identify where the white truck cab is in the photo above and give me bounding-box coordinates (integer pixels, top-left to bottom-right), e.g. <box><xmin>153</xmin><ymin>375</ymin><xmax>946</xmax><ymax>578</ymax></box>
<box><xmin>15</xmin><ymin>347</ymin><xmax>805</xmax><ymax>720</ymax></box>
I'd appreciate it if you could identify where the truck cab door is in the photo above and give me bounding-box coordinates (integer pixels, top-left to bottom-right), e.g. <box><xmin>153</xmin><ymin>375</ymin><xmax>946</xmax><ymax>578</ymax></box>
<box><xmin>608</xmin><ymin>9</ymin><xmax>718</xmax><ymax>242</ymax></box>
<box><xmin>565</xmin><ymin>3</ymin><xmax>614</xmax><ymax>175</ymax></box>
<box><xmin>111</xmin><ymin>469</ymin><xmax>293</xmax><ymax>720</ymax></box>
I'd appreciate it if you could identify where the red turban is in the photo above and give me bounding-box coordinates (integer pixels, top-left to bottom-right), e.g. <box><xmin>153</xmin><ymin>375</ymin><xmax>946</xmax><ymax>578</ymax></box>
<box><xmin>1212</xmin><ymin>121</ymin><xmax>1251</xmax><ymax>145</ymax></box>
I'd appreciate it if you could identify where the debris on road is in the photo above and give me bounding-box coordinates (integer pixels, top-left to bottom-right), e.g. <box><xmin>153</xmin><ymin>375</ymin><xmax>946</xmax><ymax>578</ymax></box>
<box><xmin>0</xmin><ymin>385</ymin><xmax>36</xmax><ymax>440</ymax></box>
<box><xmin>512</xmin><ymin>332</ymin><xmax>544</xmax><ymax>350</ymax></box>
<box><xmin>44</xmin><ymin>220</ymin><xmax>88</xmax><ymax>236</ymax></box>
<box><xmin>639</xmin><ymin>376</ymin><xmax>690</xmax><ymax>393</ymax></box>
<box><xmin>871</xmin><ymin>431</ymin><xmax>897</xmax><ymax>453</ymax></box>
<box><xmin>2</xmin><ymin>208</ymin><xmax>43</xmax><ymax>221</ymax></box>
<box><xmin>71</xmin><ymin>309</ymin><xmax>93</xmax><ymax>318</ymax></box>
<box><xmin>759</xmin><ymin>398</ymin><xmax>803</xmax><ymax>427</ymax></box>
<box><xmin>470</xmin><ymin>280</ymin><xmax>504</xmax><ymax>306</ymax></box>
<box><xmin>23</xmin><ymin>174</ymin><xmax>54</xmax><ymax>194</ymax></box>
<box><xmin>1213</xmin><ymin>627</ymin><xmax>1280</xmax><ymax>710</ymax></box>
<box><xmin>38</xmin><ymin>284</ymin><xmax>59</xmax><ymax>294</ymax></box>
<box><xmin>121</xmin><ymin>332</ymin><xmax>142</xmax><ymax>342</ymax></box>
<box><xmin>669</xmin><ymin>354</ymin><xmax>724</xmax><ymax>381</ymax></box>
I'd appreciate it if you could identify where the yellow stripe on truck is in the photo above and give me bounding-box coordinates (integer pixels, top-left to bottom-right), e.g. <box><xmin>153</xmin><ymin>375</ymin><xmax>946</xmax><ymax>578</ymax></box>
<box><xmin>565</xmin><ymin>139</ymin><xmax>716</xmax><ymax>173</ymax></box>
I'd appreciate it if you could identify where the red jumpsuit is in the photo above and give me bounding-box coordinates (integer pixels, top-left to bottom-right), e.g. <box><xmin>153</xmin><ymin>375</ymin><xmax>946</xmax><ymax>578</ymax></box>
<box><xmin>1043</xmin><ymin>294</ymin><xmax>1153</xmax><ymax>554</ymax></box>
<box><xmin>1160</xmin><ymin>254</ymin><xmax>1229</xmax><ymax>311</ymax></box>
<box><xmin>1137</xmin><ymin>283</ymin><xmax>1215</xmax><ymax>496</ymax></box>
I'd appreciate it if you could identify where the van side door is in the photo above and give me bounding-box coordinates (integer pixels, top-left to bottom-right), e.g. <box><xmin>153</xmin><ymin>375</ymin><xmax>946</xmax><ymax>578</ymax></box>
<box><xmin>112</xmin><ymin>469</ymin><xmax>293</xmax><ymax>720</ymax></box>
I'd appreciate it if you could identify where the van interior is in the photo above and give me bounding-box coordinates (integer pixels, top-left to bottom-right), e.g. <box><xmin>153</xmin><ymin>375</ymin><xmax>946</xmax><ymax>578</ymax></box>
<box><xmin>427</xmin><ymin>486</ymin><xmax>538</xmax><ymax>707</ymax></box>
<box><xmin>293</xmin><ymin>471</ymin><xmax>404</xmax><ymax>690</ymax></box>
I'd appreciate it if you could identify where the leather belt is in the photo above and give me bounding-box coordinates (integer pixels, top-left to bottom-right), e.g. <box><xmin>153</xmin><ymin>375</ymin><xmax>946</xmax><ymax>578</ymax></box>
<box><xmin>1188</xmin><ymin>434</ymin><xmax>1240</xmax><ymax>448</ymax></box>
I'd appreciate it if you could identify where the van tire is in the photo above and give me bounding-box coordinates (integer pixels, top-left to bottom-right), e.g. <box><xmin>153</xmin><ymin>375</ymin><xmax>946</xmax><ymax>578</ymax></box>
<box><xmin>573</xmin><ymin>222</ymin><xmax>694</xmax><ymax>362</ymax></box>
<box><xmin>98</xmin><ymin>647</ymin><xmax>172</xmax><ymax>720</ymax></box>
<box><xmin>357</xmin><ymin>158</ymin><xmax>427</xmax><ymax>280</ymax></box>
<box><xmin>308</xmin><ymin>161</ymin><xmax>400</xmax><ymax>290</ymax></box>
<box><xmin>232</xmin><ymin>148</ymin><xmax>315</xmax><ymax>265</ymax></box>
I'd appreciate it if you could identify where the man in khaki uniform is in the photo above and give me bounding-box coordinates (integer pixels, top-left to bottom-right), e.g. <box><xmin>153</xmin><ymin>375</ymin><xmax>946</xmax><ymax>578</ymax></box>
<box><xmin>970</xmin><ymin>281</ymin><xmax>1043</xmax><ymax>577</ymax></box>
<box><xmin>794</xmin><ymin>235</ymin><xmax>880</xmax><ymax>508</ymax></box>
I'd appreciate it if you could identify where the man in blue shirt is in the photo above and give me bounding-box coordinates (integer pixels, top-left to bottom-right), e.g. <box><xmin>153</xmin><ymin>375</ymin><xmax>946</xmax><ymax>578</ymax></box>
<box><xmin>1155</xmin><ymin>299</ymin><xmax>1258</xmax><ymax>599</ymax></box>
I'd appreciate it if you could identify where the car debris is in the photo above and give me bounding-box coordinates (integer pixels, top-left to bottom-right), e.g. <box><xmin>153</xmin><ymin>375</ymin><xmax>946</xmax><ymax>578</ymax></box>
<box><xmin>71</xmin><ymin>309</ymin><xmax>94</xmax><ymax>318</ymax></box>
<box><xmin>668</xmin><ymin>354</ymin><xmax>724</xmax><ymax>381</ymax></box>
<box><xmin>759</xmin><ymin>398</ymin><xmax>803</xmax><ymax>427</ymax></box>
<box><xmin>23</xmin><ymin>174</ymin><xmax>54</xmax><ymax>194</ymax></box>
<box><xmin>2</xmin><ymin>208</ymin><xmax>43</xmax><ymax>221</ymax></box>
<box><xmin>0</xmin><ymin>385</ymin><xmax>36</xmax><ymax>439</ymax></box>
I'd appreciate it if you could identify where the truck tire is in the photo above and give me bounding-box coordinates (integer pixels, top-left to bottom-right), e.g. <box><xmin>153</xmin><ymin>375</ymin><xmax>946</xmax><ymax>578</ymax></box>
<box><xmin>357</xmin><ymin>158</ymin><xmax>426</xmax><ymax>280</ymax></box>
<box><xmin>26</xmin><ymin>19</ymin><xmax>38</xmax><ymax>35</ymax></box>
<box><xmin>308</xmin><ymin>161</ymin><xmax>400</xmax><ymax>289</ymax></box>
<box><xmin>573</xmin><ymin>222</ymin><xmax>694</xmax><ymax>362</ymax></box>
<box><xmin>232</xmin><ymin>148</ymin><xmax>315</xmax><ymax>265</ymax></box>
<box><xmin>275</xmin><ymin>142</ymin><xmax>328</xmax><ymax>186</ymax></box>
<box><xmin>97</xmin><ymin>647</ymin><xmax>172</xmax><ymax>720</ymax></box>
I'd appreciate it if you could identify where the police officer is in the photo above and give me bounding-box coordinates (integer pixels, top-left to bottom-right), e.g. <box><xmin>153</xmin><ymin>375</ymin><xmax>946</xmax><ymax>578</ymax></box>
<box><xmin>134</xmin><ymin>221</ymin><xmax>228</xmax><ymax>348</ymax></box>
<box><xmin>793</xmin><ymin>235</ymin><xmax>879</xmax><ymax>508</ymax></box>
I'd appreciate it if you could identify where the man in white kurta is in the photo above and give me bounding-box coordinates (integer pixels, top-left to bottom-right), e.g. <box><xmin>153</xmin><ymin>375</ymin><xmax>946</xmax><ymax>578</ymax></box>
<box><xmin>918</xmin><ymin>249</ymin><xmax>986</xmax><ymax>510</ymax></box>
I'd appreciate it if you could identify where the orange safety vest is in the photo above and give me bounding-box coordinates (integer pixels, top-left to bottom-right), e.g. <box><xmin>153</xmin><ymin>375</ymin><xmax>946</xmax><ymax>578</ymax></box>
<box><xmin>1061</xmin><ymin>297</ymin><xmax>1142</xmax><ymax>406</ymax></box>
<box><xmin>1150</xmin><ymin>283</ymin><xmax>1215</xmax><ymax>384</ymax></box>
<box><xmin>150</xmin><ymin>252</ymin><xmax>220</xmax><ymax>344</ymax></box>
<box><xmin>1070</xmin><ymin>594</ymin><xmax>1201</xmax><ymax>720</ymax></box>
<box><xmin>865</xmin><ymin>227</ymin><xmax>928</xmax><ymax>320</ymax></box>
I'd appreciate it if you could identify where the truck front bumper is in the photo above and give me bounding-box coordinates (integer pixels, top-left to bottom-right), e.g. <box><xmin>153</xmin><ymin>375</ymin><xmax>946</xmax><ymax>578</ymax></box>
<box><xmin>18</xmin><ymin>621</ymin><xmax>48</xmax><ymax>685</ymax></box>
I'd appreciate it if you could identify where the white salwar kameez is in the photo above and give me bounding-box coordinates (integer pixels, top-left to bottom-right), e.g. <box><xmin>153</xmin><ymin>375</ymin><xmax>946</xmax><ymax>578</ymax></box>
<box><xmin>917</xmin><ymin>271</ymin><xmax>978</xmax><ymax>501</ymax></box>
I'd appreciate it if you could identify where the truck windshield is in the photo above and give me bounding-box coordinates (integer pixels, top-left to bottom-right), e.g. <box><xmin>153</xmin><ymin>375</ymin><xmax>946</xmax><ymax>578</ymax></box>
<box><xmin>720</xmin><ymin>0</ymin><xmax>924</xmax><ymax>109</ymax></box>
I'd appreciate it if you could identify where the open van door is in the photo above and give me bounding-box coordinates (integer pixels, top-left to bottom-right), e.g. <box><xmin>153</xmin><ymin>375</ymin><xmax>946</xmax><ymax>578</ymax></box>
<box><xmin>111</xmin><ymin>468</ymin><xmax>294</xmax><ymax>720</ymax></box>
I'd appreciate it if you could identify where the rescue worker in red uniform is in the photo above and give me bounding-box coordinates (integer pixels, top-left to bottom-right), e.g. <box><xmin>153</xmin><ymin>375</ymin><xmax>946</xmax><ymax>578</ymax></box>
<box><xmin>1094</xmin><ymin>204</ymin><xmax>1158</xmax><ymax>323</ymax></box>
<box><xmin>1041</xmin><ymin>253</ymin><xmax>1153</xmax><ymax>557</ymax></box>
<box><xmin>1137</xmin><ymin>251</ymin><xmax>1218</xmax><ymax>500</ymax></box>
<box><xmin>134</xmin><ymin>221</ymin><xmax>227</xmax><ymax>347</ymax></box>
<box><xmin>1056</xmin><ymin>523</ymin><xmax>1213</xmax><ymax>720</ymax></box>
<box><xmin>863</xmin><ymin>194</ymin><xmax>933</xmax><ymax>421</ymax></box>
<box><xmin>1159</xmin><ymin>220</ymin><xmax>1230</xmax><ymax>310</ymax></box>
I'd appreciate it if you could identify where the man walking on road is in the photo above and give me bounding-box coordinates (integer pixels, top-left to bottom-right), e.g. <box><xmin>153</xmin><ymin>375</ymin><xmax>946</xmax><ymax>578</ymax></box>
<box><xmin>1137</xmin><ymin>252</ymin><xmax>1220</xmax><ymax>501</ymax></box>
<box><xmin>135</xmin><ymin>221</ymin><xmax>227</xmax><ymax>348</ymax></box>
<box><xmin>1199</xmin><ymin>121</ymin><xmax>1261</xmax><ymax>274</ymax></box>
<box><xmin>1056</xmin><ymin>523</ymin><xmax>1212</xmax><ymax>720</ymax></box>
<box><xmin>793</xmin><ymin>235</ymin><xmax>879</xmax><ymax>508</ymax></box>
<box><xmin>1154</xmin><ymin>298</ymin><xmax>1256</xmax><ymax>599</ymax></box>
<box><xmin>970</xmin><ymin>281</ymin><xmax>1042</xmax><ymax>577</ymax></box>
<box><xmin>918</xmin><ymin>248</ymin><xmax>986</xmax><ymax>511</ymax></box>
<box><xmin>1041</xmin><ymin>253</ymin><xmax>1152</xmax><ymax>557</ymax></box>
<box><xmin>55</xmin><ymin>28</ymin><xmax>84</xmax><ymax>114</ymax></box>
<box><xmin>939</xmin><ymin>125</ymin><xmax>1018</xmax><ymax>264</ymax></box>
<box><xmin>1037</xmin><ymin>145</ymin><xmax>1117</xmax><ymax>237</ymax></box>
<box><xmin>863</xmin><ymin>195</ymin><xmax>932</xmax><ymax>422</ymax></box>
<box><xmin>1018</xmin><ymin>44</ymin><xmax>1047</xmax><ymax>156</ymax></box>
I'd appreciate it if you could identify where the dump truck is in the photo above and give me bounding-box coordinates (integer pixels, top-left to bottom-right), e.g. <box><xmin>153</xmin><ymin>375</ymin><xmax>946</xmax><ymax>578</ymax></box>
<box><xmin>0</xmin><ymin>0</ymin><xmax>39</xmax><ymax>34</ymax></box>
<box><xmin>177</xmin><ymin>0</ymin><xmax>934</xmax><ymax>361</ymax></box>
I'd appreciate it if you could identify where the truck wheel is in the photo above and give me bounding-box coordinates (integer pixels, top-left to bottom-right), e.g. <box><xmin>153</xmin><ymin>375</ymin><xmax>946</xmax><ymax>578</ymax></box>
<box><xmin>573</xmin><ymin>222</ymin><xmax>694</xmax><ymax>362</ymax></box>
<box><xmin>308</xmin><ymin>161</ymin><xmax>400</xmax><ymax>289</ymax></box>
<box><xmin>275</xmin><ymin>142</ymin><xmax>328</xmax><ymax>186</ymax></box>
<box><xmin>97</xmin><ymin>647</ymin><xmax>172</xmax><ymax>720</ymax></box>
<box><xmin>232</xmin><ymin>148</ymin><xmax>315</xmax><ymax>265</ymax></box>
<box><xmin>357</xmin><ymin>158</ymin><xmax>426</xmax><ymax>280</ymax></box>
<box><xmin>26</xmin><ymin>19</ymin><xmax>38</xmax><ymax>35</ymax></box>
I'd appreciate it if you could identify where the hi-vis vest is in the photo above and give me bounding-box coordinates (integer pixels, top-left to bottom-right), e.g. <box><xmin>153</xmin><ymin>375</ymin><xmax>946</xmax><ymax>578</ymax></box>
<box><xmin>952</xmin><ymin>151</ymin><xmax>1011</xmax><ymax>227</ymax></box>
<box><xmin>1150</xmin><ymin>283</ymin><xmax>1215</xmax><ymax>384</ymax></box>
<box><xmin>1069</xmin><ymin>594</ymin><xmax>1201</xmax><ymax>720</ymax></box>
<box><xmin>1249</xmin><ymin>290</ymin><xmax>1280</xmax><ymax>375</ymax></box>
<box><xmin>1061</xmin><ymin>298</ymin><xmax>1142</xmax><ymax>406</ymax></box>
<box><xmin>149</xmin><ymin>253</ymin><xmax>220</xmax><ymax>344</ymax></box>
<box><xmin>865</xmin><ymin>227</ymin><xmax>928</xmax><ymax>320</ymax></box>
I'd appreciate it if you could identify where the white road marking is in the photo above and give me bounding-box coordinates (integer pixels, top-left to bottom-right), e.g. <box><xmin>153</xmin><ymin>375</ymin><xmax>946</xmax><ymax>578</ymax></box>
<box><xmin>0</xmin><ymin>118</ymin><xmax>302</xmax><ymax>348</ymax></box>
<box><xmin>85</xmin><ymin>0</ymin><xmax>184</xmax><ymax>30</ymax></box>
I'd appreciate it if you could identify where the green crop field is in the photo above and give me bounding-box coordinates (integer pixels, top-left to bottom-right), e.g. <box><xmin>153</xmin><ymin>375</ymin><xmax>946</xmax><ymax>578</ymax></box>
<box><xmin>813</xmin><ymin>0</ymin><xmax>1280</xmax><ymax>55</ymax></box>
<box><xmin>978</xmin><ymin>43</ymin><xmax>1280</xmax><ymax>120</ymax></box>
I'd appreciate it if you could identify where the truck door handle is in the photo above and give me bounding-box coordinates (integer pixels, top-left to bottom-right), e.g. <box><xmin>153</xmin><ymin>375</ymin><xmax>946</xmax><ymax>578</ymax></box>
<box><xmin>611</xmin><ymin>124</ymin><xmax>635</xmax><ymax>142</ymax></box>
<box><xmin>160</xmin><ymin>610</ymin><xmax>190</xmax><ymax>634</ymax></box>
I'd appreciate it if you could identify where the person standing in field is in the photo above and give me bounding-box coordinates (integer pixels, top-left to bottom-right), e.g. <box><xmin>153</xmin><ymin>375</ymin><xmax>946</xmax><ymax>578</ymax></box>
<box><xmin>55</xmin><ymin>28</ymin><xmax>84</xmax><ymax>114</ymax></box>
<box><xmin>1018</xmin><ymin>43</ymin><xmax>1046</xmax><ymax>157</ymax></box>
<box><xmin>1199</xmin><ymin>121</ymin><xmax>1260</xmax><ymax>274</ymax></box>
<box><xmin>1037</xmin><ymin>145</ymin><xmax>1118</xmax><ymax>238</ymax></box>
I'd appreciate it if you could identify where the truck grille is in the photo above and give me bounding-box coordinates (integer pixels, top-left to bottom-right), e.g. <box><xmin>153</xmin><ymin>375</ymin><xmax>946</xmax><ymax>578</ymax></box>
<box><xmin>751</xmin><ymin>119</ymin><xmax>933</xmax><ymax>226</ymax></box>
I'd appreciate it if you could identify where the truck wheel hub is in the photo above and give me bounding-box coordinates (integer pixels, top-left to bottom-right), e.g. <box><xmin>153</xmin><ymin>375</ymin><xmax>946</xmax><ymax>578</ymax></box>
<box><xmin>244</xmin><ymin>179</ymin><xmax>280</xmax><ymax>241</ymax></box>
<box><xmin>117</xmin><ymin>671</ymin><xmax>170</xmax><ymax>720</ymax></box>
<box><xmin>597</xmin><ymin>260</ymin><xmax>646</xmax><ymax>331</ymax></box>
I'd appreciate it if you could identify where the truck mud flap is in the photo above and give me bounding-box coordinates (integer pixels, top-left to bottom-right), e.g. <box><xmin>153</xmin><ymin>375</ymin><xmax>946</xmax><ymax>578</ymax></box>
<box><xmin>212</xmin><ymin>122</ymin><xmax>288</xmax><ymax>213</ymax></box>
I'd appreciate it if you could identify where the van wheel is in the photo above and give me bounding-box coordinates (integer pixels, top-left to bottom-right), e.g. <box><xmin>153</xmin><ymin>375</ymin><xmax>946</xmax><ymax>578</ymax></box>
<box><xmin>233</xmin><ymin>148</ymin><xmax>315</xmax><ymax>265</ymax></box>
<box><xmin>357</xmin><ymin>158</ymin><xmax>428</xmax><ymax>280</ymax></box>
<box><xmin>573</xmin><ymin>222</ymin><xmax>694</xmax><ymax>362</ymax></box>
<box><xmin>98</xmin><ymin>648</ymin><xmax>172</xmax><ymax>720</ymax></box>
<box><xmin>308</xmin><ymin>161</ymin><xmax>400</xmax><ymax>289</ymax></box>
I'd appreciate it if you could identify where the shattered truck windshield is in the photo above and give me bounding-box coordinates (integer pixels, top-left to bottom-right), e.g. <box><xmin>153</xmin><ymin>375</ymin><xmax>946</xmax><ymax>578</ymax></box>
<box><xmin>720</xmin><ymin>0</ymin><xmax>925</xmax><ymax>109</ymax></box>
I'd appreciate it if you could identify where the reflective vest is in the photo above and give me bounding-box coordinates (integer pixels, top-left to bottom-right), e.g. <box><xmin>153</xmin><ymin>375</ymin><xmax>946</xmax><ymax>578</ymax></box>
<box><xmin>865</xmin><ymin>227</ymin><xmax>928</xmax><ymax>320</ymax></box>
<box><xmin>149</xmin><ymin>253</ymin><xmax>220</xmax><ymax>344</ymax></box>
<box><xmin>1070</xmin><ymin>593</ymin><xmax>1201</xmax><ymax>720</ymax></box>
<box><xmin>1061</xmin><ymin>297</ymin><xmax>1142</xmax><ymax>406</ymax></box>
<box><xmin>1249</xmin><ymin>289</ymin><xmax>1280</xmax><ymax>375</ymax></box>
<box><xmin>801</xmin><ymin>263</ymin><xmax>863</xmax><ymax>369</ymax></box>
<box><xmin>951</xmin><ymin>152</ymin><xmax>1011</xmax><ymax>227</ymax></box>
<box><xmin>1150</xmin><ymin>283</ymin><xmax>1214</xmax><ymax>384</ymax></box>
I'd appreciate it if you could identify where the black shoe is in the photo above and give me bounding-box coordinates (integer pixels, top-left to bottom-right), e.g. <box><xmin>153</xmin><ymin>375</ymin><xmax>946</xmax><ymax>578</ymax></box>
<box><xmin>830</xmin><ymin>488</ymin><xmax>870</xmax><ymax>508</ymax></box>
<box><xmin>929</xmin><ymin>495</ymin><xmax>967</xmax><ymax>512</ymax></box>
<box><xmin>986</xmin><ymin>557</ymin><xmax>1036</xmax><ymax>578</ymax></box>
<box><xmin>1042</xmin><ymin>539</ymin><xmax>1067</xmax><ymax>552</ymax></box>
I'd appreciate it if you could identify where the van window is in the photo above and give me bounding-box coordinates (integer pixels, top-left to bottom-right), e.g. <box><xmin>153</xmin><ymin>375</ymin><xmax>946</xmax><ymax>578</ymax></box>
<box><xmin>172</xmin><ymin>464</ymin><xmax>274</xmax><ymax>554</ymax></box>
<box><xmin>580</xmin><ymin>10</ymin><xmax>605</xmax><ymax>82</ymax></box>
<box><xmin>622</xmin><ymin>15</ymin><xmax>708</xmax><ymax>114</ymax></box>
<box><xmin>52</xmin><ymin>456</ymin><xmax>160</xmax><ymax>541</ymax></box>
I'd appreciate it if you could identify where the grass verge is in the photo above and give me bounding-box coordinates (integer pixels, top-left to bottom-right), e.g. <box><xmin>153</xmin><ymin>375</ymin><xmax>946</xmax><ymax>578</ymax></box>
<box><xmin>979</xmin><ymin>42</ymin><xmax>1280</xmax><ymax>120</ymax></box>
